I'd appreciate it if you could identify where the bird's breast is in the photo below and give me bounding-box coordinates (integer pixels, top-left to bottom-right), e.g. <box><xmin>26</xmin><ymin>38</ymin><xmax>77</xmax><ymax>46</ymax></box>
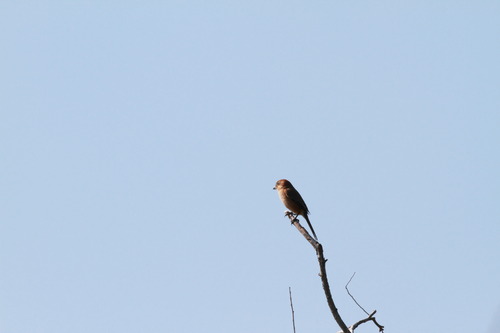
<box><xmin>279</xmin><ymin>189</ymin><xmax>302</xmax><ymax>214</ymax></box>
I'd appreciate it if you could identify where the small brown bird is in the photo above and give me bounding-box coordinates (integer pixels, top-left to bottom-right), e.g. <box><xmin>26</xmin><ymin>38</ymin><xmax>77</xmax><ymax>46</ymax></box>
<box><xmin>273</xmin><ymin>179</ymin><xmax>318</xmax><ymax>240</ymax></box>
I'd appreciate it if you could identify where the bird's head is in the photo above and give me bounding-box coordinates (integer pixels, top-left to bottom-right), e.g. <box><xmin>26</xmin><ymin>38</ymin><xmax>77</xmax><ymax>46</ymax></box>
<box><xmin>273</xmin><ymin>179</ymin><xmax>291</xmax><ymax>190</ymax></box>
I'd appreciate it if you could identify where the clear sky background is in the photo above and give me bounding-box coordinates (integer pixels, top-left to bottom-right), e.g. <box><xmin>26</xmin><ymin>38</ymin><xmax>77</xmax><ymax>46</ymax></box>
<box><xmin>1</xmin><ymin>1</ymin><xmax>499</xmax><ymax>333</ymax></box>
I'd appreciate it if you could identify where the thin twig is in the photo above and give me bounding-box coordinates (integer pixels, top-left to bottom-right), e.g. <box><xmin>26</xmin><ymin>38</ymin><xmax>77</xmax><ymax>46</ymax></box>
<box><xmin>345</xmin><ymin>273</ymin><xmax>384</xmax><ymax>332</ymax></box>
<box><xmin>350</xmin><ymin>310</ymin><xmax>385</xmax><ymax>332</ymax></box>
<box><xmin>372</xmin><ymin>316</ymin><xmax>385</xmax><ymax>332</ymax></box>
<box><xmin>289</xmin><ymin>287</ymin><xmax>296</xmax><ymax>333</ymax></box>
<box><xmin>345</xmin><ymin>272</ymin><xmax>369</xmax><ymax>316</ymax></box>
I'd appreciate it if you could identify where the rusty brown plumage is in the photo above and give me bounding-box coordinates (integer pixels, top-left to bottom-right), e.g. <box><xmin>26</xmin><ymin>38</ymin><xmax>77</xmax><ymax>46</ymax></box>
<box><xmin>273</xmin><ymin>179</ymin><xmax>318</xmax><ymax>240</ymax></box>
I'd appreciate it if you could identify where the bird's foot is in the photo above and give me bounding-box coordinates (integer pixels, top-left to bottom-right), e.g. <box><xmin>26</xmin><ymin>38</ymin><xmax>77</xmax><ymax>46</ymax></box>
<box><xmin>284</xmin><ymin>211</ymin><xmax>299</xmax><ymax>224</ymax></box>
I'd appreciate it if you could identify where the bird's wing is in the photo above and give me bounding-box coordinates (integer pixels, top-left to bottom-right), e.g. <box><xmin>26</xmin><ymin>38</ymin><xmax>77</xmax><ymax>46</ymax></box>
<box><xmin>286</xmin><ymin>187</ymin><xmax>310</xmax><ymax>214</ymax></box>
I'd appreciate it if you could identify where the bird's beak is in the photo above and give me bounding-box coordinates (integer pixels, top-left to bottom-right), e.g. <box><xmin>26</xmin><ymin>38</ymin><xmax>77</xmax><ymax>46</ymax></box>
<box><xmin>273</xmin><ymin>187</ymin><xmax>276</xmax><ymax>190</ymax></box>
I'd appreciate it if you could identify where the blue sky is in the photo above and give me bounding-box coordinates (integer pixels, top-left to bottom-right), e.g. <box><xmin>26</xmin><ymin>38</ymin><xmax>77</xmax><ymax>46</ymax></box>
<box><xmin>1</xmin><ymin>1</ymin><xmax>499</xmax><ymax>332</ymax></box>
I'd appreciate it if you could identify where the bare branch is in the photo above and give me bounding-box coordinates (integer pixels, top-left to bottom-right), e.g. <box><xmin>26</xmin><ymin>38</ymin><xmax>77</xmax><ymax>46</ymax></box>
<box><xmin>289</xmin><ymin>287</ymin><xmax>296</xmax><ymax>333</ymax></box>
<box><xmin>372</xmin><ymin>316</ymin><xmax>385</xmax><ymax>332</ymax></box>
<box><xmin>345</xmin><ymin>274</ymin><xmax>385</xmax><ymax>332</ymax></box>
<box><xmin>286</xmin><ymin>211</ymin><xmax>318</xmax><ymax>250</ymax></box>
<box><xmin>350</xmin><ymin>310</ymin><xmax>385</xmax><ymax>332</ymax></box>
<box><xmin>345</xmin><ymin>272</ymin><xmax>369</xmax><ymax>315</ymax></box>
<box><xmin>285</xmin><ymin>212</ymin><xmax>350</xmax><ymax>333</ymax></box>
<box><xmin>285</xmin><ymin>210</ymin><xmax>385</xmax><ymax>333</ymax></box>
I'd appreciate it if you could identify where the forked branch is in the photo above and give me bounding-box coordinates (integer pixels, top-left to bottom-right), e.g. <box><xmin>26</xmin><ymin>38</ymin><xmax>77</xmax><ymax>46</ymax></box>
<box><xmin>285</xmin><ymin>211</ymin><xmax>384</xmax><ymax>333</ymax></box>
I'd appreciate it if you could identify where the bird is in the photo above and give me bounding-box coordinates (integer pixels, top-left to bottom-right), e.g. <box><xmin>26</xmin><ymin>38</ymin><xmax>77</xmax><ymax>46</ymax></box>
<box><xmin>273</xmin><ymin>179</ymin><xmax>318</xmax><ymax>240</ymax></box>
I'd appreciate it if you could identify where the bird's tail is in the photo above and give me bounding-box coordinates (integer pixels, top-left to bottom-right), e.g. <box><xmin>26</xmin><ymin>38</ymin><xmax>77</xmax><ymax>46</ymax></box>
<box><xmin>304</xmin><ymin>214</ymin><xmax>318</xmax><ymax>240</ymax></box>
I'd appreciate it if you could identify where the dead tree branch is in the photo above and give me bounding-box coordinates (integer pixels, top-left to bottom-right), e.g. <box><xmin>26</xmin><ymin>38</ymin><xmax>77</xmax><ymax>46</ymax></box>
<box><xmin>345</xmin><ymin>272</ymin><xmax>369</xmax><ymax>315</ymax></box>
<box><xmin>285</xmin><ymin>211</ymin><xmax>384</xmax><ymax>333</ymax></box>
<box><xmin>286</xmin><ymin>211</ymin><xmax>350</xmax><ymax>333</ymax></box>
<box><xmin>350</xmin><ymin>310</ymin><xmax>385</xmax><ymax>332</ymax></box>
<box><xmin>289</xmin><ymin>287</ymin><xmax>296</xmax><ymax>333</ymax></box>
<box><xmin>345</xmin><ymin>273</ymin><xmax>384</xmax><ymax>332</ymax></box>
